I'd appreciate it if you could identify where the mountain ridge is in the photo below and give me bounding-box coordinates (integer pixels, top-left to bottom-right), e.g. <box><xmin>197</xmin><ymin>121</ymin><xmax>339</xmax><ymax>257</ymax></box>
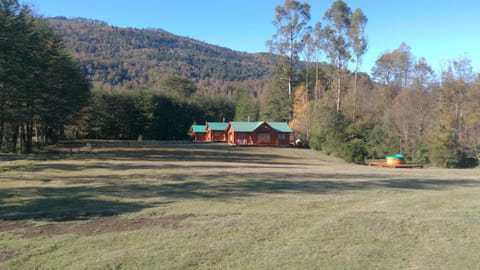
<box><xmin>45</xmin><ymin>17</ymin><xmax>275</xmax><ymax>93</ymax></box>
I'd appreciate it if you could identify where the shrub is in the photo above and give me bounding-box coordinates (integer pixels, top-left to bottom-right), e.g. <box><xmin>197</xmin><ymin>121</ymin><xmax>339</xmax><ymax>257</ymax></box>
<box><xmin>341</xmin><ymin>138</ymin><xmax>368</xmax><ymax>164</ymax></box>
<box><xmin>365</xmin><ymin>126</ymin><xmax>399</xmax><ymax>159</ymax></box>
<box><xmin>412</xmin><ymin>141</ymin><xmax>430</xmax><ymax>165</ymax></box>
<box><xmin>428</xmin><ymin>129</ymin><xmax>461</xmax><ymax>168</ymax></box>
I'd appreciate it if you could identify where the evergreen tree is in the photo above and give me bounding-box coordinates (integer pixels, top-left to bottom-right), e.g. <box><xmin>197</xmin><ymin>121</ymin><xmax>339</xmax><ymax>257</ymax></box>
<box><xmin>262</xmin><ymin>73</ymin><xmax>290</xmax><ymax>121</ymax></box>
<box><xmin>348</xmin><ymin>8</ymin><xmax>368</xmax><ymax>121</ymax></box>
<box><xmin>234</xmin><ymin>90</ymin><xmax>259</xmax><ymax>121</ymax></box>
<box><xmin>0</xmin><ymin>0</ymin><xmax>90</xmax><ymax>152</ymax></box>
<box><xmin>323</xmin><ymin>0</ymin><xmax>352</xmax><ymax>113</ymax></box>
<box><xmin>267</xmin><ymin>0</ymin><xmax>311</xmax><ymax>100</ymax></box>
<box><xmin>160</xmin><ymin>75</ymin><xmax>197</xmax><ymax>97</ymax></box>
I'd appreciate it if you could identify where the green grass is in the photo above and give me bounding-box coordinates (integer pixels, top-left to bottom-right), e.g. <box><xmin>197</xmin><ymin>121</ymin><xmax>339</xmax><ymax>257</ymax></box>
<box><xmin>1</xmin><ymin>142</ymin><xmax>480</xmax><ymax>269</ymax></box>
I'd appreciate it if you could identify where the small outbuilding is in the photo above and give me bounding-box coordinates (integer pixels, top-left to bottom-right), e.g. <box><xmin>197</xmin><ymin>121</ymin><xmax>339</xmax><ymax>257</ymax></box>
<box><xmin>191</xmin><ymin>124</ymin><xmax>207</xmax><ymax>142</ymax></box>
<box><xmin>226</xmin><ymin>121</ymin><xmax>292</xmax><ymax>146</ymax></box>
<box><xmin>206</xmin><ymin>122</ymin><xmax>228</xmax><ymax>142</ymax></box>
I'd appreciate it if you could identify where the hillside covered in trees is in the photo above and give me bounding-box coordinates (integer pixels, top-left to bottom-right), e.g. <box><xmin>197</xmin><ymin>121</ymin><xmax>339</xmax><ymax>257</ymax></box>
<box><xmin>45</xmin><ymin>17</ymin><xmax>275</xmax><ymax>95</ymax></box>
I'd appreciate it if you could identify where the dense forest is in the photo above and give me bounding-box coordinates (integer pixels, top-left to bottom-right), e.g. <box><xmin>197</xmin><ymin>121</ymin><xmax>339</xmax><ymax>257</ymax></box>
<box><xmin>45</xmin><ymin>16</ymin><xmax>274</xmax><ymax>96</ymax></box>
<box><xmin>0</xmin><ymin>0</ymin><xmax>90</xmax><ymax>153</ymax></box>
<box><xmin>1</xmin><ymin>0</ymin><xmax>479</xmax><ymax>168</ymax></box>
<box><xmin>265</xmin><ymin>0</ymin><xmax>480</xmax><ymax>168</ymax></box>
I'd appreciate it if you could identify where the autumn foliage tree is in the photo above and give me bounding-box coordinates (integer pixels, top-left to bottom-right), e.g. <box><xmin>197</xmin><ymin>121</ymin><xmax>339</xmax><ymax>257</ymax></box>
<box><xmin>426</xmin><ymin>57</ymin><xmax>478</xmax><ymax>167</ymax></box>
<box><xmin>290</xmin><ymin>86</ymin><xmax>312</xmax><ymax>141</ymax></box>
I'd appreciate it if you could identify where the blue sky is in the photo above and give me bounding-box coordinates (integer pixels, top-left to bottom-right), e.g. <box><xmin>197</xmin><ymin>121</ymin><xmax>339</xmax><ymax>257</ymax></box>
<box><xmin>23</xmin><ymin>0</ymin><xmax>480</xmax><ymax>75</ymax></box>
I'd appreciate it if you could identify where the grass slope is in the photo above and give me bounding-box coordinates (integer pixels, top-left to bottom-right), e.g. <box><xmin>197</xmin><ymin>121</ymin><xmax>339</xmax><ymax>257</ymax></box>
<box><xmin>1</xmin><ymin>142</ymin><xmax>480</xmax><ymax>269</ymax></box>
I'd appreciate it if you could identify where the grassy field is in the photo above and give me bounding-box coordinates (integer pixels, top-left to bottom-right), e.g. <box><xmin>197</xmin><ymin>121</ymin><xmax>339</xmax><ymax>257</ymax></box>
<box><xmin>1</xmin><ymin>141</ymin><xmax>480</xmax><ymax>269</ymax></box>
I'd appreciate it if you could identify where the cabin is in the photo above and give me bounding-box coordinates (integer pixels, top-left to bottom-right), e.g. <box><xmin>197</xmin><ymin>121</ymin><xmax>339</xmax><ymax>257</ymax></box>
<box><xmin>190</xmin><ymin>124</ymin><xmax>207</xmax><ymax>142</ymax></box>
<box><xmin>268</xmin><ymin>122</ymin><xmax>293</xmax><ymax>145</ymax></box>
<box><xmin>226</xmin><ymin>121</ymin><xmax>292</xmax><ymax>146</ymax></box>
<box><xmin>206</xmin><ymin>122</ymin><xmax>228</xmax><ymax>142</ymax></box>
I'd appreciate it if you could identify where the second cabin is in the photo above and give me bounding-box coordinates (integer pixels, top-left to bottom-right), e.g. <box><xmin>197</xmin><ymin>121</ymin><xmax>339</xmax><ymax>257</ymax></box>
<box><xmin>205</xmin><ymin>122</ymin><xmax>228</xmax><ymax>142</ymax></box>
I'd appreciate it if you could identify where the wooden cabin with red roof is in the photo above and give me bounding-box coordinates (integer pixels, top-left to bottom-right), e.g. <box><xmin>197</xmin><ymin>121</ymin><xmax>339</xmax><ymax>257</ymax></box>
<box><xmin>206</xmin><ymin>122</ymin><xmax>228</xmax><ymax>142</ymax></box>
<box><xmin>226</xmin><ymin>121</ymin><xmax>292</xmax><ymax>146</ymax></box>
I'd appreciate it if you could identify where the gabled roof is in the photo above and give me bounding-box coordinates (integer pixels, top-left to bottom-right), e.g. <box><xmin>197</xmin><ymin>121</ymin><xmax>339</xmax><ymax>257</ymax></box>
<box><xmin>228</xmin><ymin>121</ymin><xmax>293</xmax><ymax>133</ymax></box>
<box><xmin>267</xmin><ymin>122</ymin><xmax>293</xmax><ymax>133</ymax></box>
<box><xmin>206</xmin><ymin>122</ymin><xmax>228</xmax><ymax>131</ymax></box>
<box><xmin>228</xmin><ymin>121</ymin><xmax>264</xmax><ymax>132</ymax></box>
<box><xmin>191</xmin><ymin>125</ymin><xmax>206</xmax><ymax>133</ymax></box>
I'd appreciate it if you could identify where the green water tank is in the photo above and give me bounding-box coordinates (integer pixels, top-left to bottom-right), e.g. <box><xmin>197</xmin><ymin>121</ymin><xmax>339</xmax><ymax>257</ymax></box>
<box><xmin>393</xmin><ymin>154</ymin><xmax>405</xmax><ymax>160</ymax></box>
<box><xmin>386</xmin><ymin>154</ymin><xmax>405</xmax><ymax>165</ymax></box>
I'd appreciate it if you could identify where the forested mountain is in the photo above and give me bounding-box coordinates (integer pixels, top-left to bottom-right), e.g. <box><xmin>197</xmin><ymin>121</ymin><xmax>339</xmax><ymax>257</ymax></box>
<box><xmin>45</xmin><ymin>17</ymin><xmax>274</xmax><ymax>92</ymax></box>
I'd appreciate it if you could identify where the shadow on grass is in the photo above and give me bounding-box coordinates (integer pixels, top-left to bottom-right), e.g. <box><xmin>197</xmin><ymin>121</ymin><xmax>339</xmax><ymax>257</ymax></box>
<box><xmin>2</xmin><ymin>173</ymin><xmax>479</xmax><ymax>221</ymax></box>
<box><xmin>0</xmin><ymin>186</ymin><xmax>167</xmax><ymax>221</ymax></box>
<box><xmin>148</xmin><ymin>176</ymin><xmax>480</xmax><ymax>198</ymax></box>
<box><xmin>2</xmin><ymin>143</ymin><xmax>479</xmax><ymax>221</ymax></box>
<box><xmin>90</xmin><ymin>148</ymin><xmax>285</xmax><ymax>164</ymax></box>
<box><xmin>5</xmin><ymin>144</ymin><xmax>315</xmax><ymax>174</ymax></box>
<box><xmin>86</xmin><ymin>144</ymin><xmax>286</xmax><ymax>165</ymax></box>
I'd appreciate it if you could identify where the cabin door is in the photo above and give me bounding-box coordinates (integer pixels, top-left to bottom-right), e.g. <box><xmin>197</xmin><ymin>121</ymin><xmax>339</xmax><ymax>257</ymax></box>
<box><xmin>258</xmin><ymin>133</ymin><xmax>271</xmax><ymax>144</ymax></box>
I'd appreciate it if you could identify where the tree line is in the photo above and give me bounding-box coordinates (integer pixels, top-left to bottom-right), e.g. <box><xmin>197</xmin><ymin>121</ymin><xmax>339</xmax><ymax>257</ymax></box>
<box><xmin>1</xmin><ymin>1</ymin><xmax>236</xmax><ymax>151</ymax></box>
<box><xmin>86</xmin><ymin>81</ymin><xmax>235</xmax><ymax>141</ymax></box>
<box><xmin>265</xmin><ymin>0</ymin><xmax>480</xmax><ymax>168</ymax></box>
<box><xmin>0</xmin><ymin>0</ymin><xmax>89</xmax><ymax>153</ymax></box>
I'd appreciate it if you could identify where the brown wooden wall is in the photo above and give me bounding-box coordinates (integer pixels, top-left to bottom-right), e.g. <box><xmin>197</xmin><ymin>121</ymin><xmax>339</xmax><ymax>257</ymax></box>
<box><xmin>207</xmin><ymin>130</ymin><xmax>226</xmax><ymax>142</ymax></box>
<box><xmin>227</xmin><ymin>129</ymin><xmax>290</xmax><ymax>146</ymax></box>
<box><xmin>193</xmin><ymin>132</ymin><xmax>207</xmax><ymax>142</ymax></box>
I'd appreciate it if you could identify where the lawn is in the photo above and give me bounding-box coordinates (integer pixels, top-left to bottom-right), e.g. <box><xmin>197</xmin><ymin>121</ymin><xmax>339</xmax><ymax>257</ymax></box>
<box><xmin>1</xmin><ymin>141</ymin><xmax>480</xmax><ymax>269</ymax></box>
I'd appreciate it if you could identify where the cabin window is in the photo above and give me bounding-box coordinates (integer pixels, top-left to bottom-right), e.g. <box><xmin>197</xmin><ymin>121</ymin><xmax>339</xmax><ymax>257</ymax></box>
<box><xmin>258</xmin><ymin>133</ymin><xmax>271</xmax><ymax>143</ymax></box>
<box><xmin>236</xmin><ymin>133</ymin><xmax>247</xmax><ymax>145</ymax></box>
<box><xmin>278</xmin><ymin>134</ymin><xmax>286</xmax><ymax>140</ymax></box>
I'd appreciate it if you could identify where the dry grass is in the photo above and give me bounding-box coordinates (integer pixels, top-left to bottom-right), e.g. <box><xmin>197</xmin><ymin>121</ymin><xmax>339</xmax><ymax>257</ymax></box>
<box><xmin>1</xmin><ymin>141</ymin><xmax>480</xmax><ymax>269</ymax></box>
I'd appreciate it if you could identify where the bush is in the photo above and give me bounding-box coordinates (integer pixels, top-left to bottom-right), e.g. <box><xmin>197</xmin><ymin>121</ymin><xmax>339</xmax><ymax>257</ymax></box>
<box><xmin>428</xmin><ymin>130</ymin><xmax>461</xmax><ymax>168</ymax></box>
<box><xmin>341</xmin><ymin>138</ymin><xmax>368</xmax><ymax>164</ymax></box>
<box><xmin>365</xmin><ymin>126</ymin><xmax>399</xmax><ymax>159</ymax></box>
<box><xmin>413</xmin><ymin>141</ymin><xmax>430</xmax><ymax>165</ymax></box>
<box><xmin>310</xmin><ymin>106</ymin><xmax>349</xmax><ymax>156</ymax></box>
